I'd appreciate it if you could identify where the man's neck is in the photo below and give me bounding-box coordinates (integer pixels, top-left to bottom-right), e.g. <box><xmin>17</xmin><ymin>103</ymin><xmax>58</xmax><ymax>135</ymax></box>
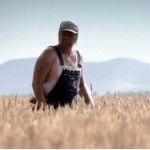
<box><xmin>57</xmin><ymin>44</ymin><xmax>74</xmax><ymax>56</ymax></box>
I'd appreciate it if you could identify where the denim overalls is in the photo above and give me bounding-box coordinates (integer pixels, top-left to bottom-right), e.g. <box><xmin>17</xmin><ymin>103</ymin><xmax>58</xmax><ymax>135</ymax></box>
<box><xmin>45</xmin><ymin>46</ymin><xmax>81</xmax><ymax>109</ymax></box>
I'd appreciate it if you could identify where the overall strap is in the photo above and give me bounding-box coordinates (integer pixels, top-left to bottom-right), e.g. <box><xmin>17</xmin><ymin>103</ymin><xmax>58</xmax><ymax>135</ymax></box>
<box><xmin>52</xmin><ymin>46</ymin><xmax>64</xmax><ymax>66</ymax></box>
<box><xmin>76</xmin><ymin>50</ymin><xmax>82</xmax><ymax>68</ymax></box>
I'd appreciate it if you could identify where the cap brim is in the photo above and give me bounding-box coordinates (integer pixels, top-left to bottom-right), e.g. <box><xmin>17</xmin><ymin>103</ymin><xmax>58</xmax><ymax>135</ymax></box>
<box><xmin>60</xmin><ymin>29</ymin><xmax>78</xmax><ymax>34</ymax></box>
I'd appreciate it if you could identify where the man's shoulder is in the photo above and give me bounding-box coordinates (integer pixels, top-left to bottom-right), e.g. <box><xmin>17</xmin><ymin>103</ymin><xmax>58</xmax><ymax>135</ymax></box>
<box><xmin>36</xmin><ymin>46</ymin><xmax>57</xmax><ymax>64</ymax></box>
<box><xmin>76</xmin><ymin>50</ymin><xmax>83</xmax><ymax>63</ymax></box>
<box><xmin>44</xmin><ymin>45</ymin><xmax>57</xmax><ymax>53</ymax></box>
<box><xmin>41</xmin><ymin>46</ymin><xmax>58</xmax><ymax>58</ymax></box>
<box><xmin>76</xmin><ymin>50</ymin><xmax>82</xmax><ymax>57</ymax></box>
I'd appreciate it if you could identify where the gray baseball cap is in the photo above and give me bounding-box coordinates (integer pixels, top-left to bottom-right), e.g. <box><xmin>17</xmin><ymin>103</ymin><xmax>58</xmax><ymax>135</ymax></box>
<box><xmin>59</xmin><ymin>21</ymin><xmax>78</xmax><ymax>34</ymax></box>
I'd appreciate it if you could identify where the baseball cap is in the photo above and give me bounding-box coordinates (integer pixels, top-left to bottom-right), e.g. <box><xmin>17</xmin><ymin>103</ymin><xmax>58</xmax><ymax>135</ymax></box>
<box><xmin>59</xmin><ymin>21</ymin><xmax>78</xmax><ymax>34</ymax></box>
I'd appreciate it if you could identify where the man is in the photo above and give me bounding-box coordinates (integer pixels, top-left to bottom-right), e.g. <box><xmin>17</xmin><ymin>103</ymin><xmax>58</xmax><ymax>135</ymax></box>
<box><xmin>32</xmin><ymin>21</ymin><xmax>94</xmax><ymax>110</ymax></box>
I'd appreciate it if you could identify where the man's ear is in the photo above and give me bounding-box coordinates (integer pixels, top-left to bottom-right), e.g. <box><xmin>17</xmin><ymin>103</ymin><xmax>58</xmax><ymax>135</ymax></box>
<box><xmin>74</xmin><ymin>34</ymin><xmax>78</xmax><ymax>43</ymax></box>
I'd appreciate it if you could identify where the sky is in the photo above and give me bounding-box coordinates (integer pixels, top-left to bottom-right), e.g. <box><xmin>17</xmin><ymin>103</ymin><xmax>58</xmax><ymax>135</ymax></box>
<box><xmin>0</xmin><ymin>0</ymin><xmax>150</xmax><ymax>64</ymax></box>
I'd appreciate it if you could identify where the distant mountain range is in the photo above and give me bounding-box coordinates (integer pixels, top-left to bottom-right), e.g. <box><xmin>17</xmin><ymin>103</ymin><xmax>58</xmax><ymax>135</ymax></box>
<box><xmin>0</xmin><ymin>57</ymin><xmax>150</xmax><ymax>95</ymax></box>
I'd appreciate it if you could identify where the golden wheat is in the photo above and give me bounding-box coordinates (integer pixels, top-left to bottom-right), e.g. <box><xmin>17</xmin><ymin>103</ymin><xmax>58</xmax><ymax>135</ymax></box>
<box><xmin>0</xmin><ymin>95</ymin><xmax>150</xmax><ymax>148</ymax></box>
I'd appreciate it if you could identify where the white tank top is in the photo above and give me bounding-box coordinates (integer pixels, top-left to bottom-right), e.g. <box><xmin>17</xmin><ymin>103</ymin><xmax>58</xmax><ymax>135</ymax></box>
<box><xmin>42</xmin><ymin>51</ymin><xmax>81</xmax><ymax>96</ymax></box>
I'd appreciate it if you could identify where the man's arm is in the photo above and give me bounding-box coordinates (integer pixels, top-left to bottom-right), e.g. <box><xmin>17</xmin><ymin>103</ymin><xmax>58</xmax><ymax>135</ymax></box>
<box><xmin>32</xmin><ymin>48</ymin><xmax>55</xmax><ymax>108</ymax></box>
<box><xmin>79</xmin><ymin>74</ymin><xmax>95</xmax><ymax>106</ymax></box>
<box><xmin>77</xmin><ymin>52</ymin><xmax>94</xmax><ymax>106</ymax></box>
<box><xmin>79</xmin><ymin>75</ymin><xmax>94</xmax><ymax>106</ymax></box>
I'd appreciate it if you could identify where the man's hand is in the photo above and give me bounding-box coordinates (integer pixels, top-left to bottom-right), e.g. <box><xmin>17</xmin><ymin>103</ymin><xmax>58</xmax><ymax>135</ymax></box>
<box><xmin>37</xmin><ymin>101</ymin><xmax>48</xmax><ymax>111</ymax></box>
<box><xmin>84</xmin><ymin>98</ymin><xmax>95</xmax><ymax>109</ymax></box>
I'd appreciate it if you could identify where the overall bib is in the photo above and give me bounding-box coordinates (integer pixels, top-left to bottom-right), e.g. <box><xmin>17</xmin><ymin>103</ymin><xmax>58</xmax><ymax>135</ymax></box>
<box><xmin>45</xmin><ymin>46</ymin><xmax>81</xmax><ymax>109</ymax></box>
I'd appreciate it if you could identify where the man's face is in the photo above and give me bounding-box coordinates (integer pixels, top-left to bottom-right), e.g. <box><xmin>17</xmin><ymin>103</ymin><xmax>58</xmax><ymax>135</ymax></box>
<box><xmin>59</xmin><ymin>31</ymin><xmax>78</xmax><ymax>47</ymax></box>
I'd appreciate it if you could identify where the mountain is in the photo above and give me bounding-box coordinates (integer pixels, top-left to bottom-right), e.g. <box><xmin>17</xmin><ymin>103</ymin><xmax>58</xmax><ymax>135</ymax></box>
<box><xmin>0</xmin><ymin>57</ymin><xmax>150</xmax><ymax>95</ymax></box>
<box><xmin>0</xmin><ymin>58</ymin><xmax>36</xmax><ymax>95</ymax></box>
<box><xmin>83</xmin><ymin>58</ymin><xmax>150</xmax><ymax>94</ymax></box>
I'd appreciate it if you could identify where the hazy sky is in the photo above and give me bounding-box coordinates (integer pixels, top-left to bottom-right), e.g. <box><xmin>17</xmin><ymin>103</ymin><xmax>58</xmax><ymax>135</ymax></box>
<box><xmin>0</xmin><ymin>0</ymin><xmax>150</xmax><ymax>64</ymax></box>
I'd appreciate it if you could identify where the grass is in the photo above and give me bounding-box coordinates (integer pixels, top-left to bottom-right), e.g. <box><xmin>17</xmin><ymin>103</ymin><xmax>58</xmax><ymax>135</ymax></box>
<box><xmin>0</xmin><ymin>95</ymin><xmax>150</xmax><ymax>148</ymax></box>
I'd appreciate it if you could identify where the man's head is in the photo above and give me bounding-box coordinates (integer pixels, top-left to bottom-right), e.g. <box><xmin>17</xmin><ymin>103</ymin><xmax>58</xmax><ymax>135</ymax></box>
<box><xmin>58</xmin><ymin>21</ymin><xmax>79</xmax><ymax>47</ymax></box>
<box><xmin>59</xmin><ymin>21</ymin><xmax>78</xmax><ymax>34</ymax></box>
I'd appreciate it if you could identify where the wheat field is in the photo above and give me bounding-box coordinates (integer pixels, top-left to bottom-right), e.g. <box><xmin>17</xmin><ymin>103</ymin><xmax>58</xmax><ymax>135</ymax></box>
<box><xmin>0</xmin><ymin>95</ymin><xmax>150</xmax><ymax>148</ymax></box>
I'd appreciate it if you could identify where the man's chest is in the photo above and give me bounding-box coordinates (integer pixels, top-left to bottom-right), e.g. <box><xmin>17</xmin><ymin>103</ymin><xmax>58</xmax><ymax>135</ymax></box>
<box><xmin>61</xmin><ymin>52</ymin><xmax>77</xmax><ymax>67</ymax></box>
